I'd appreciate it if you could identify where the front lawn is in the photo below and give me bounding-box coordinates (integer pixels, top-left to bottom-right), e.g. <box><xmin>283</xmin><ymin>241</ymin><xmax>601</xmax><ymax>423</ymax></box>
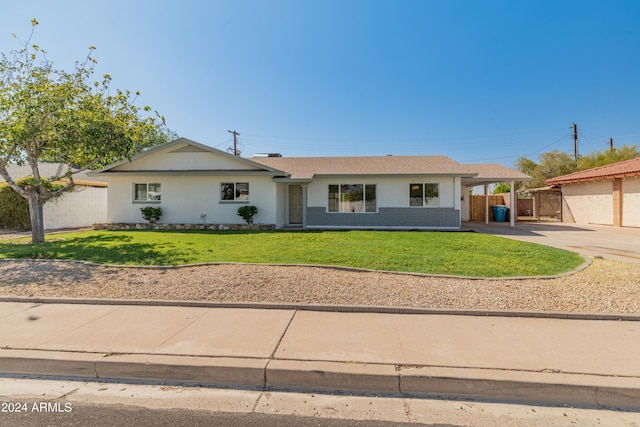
<box><xmin>0</xmin><ymin>230</ymin><xmax>585</xmax><ymax>277</ymax></box>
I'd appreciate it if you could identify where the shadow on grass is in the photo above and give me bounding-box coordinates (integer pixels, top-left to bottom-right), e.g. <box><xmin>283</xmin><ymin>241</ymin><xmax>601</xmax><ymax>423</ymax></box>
<box><xmin>0</xmin><ymin>233</ymin><xmax>187</xmax><ymax>266</ymax></box>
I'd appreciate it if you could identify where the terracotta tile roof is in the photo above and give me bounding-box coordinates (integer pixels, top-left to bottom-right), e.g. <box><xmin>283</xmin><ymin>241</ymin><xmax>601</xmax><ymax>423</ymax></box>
<box><xmin>545</xmin><ymin>157</ymin><xmax>640</xmax><ymax>185</ymax></box>
<box><xmin>253</xmin><ymin>155</ymin><xmax>476</xmax><ymax>180</ymax></box>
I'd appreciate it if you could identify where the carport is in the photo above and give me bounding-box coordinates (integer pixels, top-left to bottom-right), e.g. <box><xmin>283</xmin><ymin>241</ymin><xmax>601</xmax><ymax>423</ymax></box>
<box><xmin>461</xmin><ymin>164</ymin><xmax>532</xmax><ymax>227</ymax></box>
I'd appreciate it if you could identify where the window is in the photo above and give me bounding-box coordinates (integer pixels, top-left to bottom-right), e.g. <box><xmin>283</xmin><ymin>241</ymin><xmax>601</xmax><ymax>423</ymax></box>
<box><xmin>221</xmin><ymin>182</ymin><xmax>249</xmax><ymax>201</ymax></box>
<box><xmin>328</xmin><ymin>184</ymin><xmax>376</xmax><ymax>213</ymax></box>
<box><xmin>134</xmin><ymin>183</ymin><xmax>161</xmax><ymax>202</ymax></box>
<box><xmin>410</xmin><ymin>183</ymin><xmax>439</xmax><ymax>207</ymax></box>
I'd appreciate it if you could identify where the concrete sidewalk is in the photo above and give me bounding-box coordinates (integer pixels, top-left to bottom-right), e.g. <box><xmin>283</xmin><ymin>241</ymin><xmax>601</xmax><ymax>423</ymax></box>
<box><xmin>1</xmin><ymin>301</ymin><xmax>639</xmax><ymax>410</ymax></box>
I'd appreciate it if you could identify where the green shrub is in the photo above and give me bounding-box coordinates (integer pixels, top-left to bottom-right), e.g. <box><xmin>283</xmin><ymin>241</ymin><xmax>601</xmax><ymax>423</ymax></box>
<box><xmin>140</xmin><ymin>206</ymin><xmax>163</xmax><ymax>223</ymax></box>
<box><xmin>237</xmin><ymin>205</ymin><xmax>258</xmax><ymax>225</ymax></box>
<box><xmin>0</xmin><ymin>183</ymin><xmax>30</xmax><ymax>231</ymax></box>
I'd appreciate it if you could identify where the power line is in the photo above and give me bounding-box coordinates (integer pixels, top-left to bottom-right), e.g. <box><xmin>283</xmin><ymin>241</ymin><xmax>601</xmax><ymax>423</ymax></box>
<box><xmin>517</xmin><ymin>133</ymin><xmax>573</xmax><ymax>158</ymax></box>
<box><xmin>212</xmin><ymin>137</ymin><xmax>233</xmax><ymax>149</ymax></box>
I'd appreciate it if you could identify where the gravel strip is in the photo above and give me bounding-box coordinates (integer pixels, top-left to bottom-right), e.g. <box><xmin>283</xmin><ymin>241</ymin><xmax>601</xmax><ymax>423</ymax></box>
<box><xmin>0</xmin><ymin>257</ymin><xmax>638</xmax><ymax>313</ymax></box>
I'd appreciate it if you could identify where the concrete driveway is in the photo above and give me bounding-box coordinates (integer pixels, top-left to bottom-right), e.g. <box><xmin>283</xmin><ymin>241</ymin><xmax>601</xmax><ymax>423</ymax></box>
<box><xmin>465</xmin><ymin>221</ymin><xmax>640</xmax><ymax>264</ymax></box>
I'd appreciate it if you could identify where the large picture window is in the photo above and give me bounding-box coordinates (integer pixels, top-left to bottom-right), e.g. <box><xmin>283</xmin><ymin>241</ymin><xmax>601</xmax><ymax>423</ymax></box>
<box><xmin>328</xmin><ymin>184</ymin><xmax>376</xmax><ymax>213</ymax></box>
<box><xmin>221</xmin><ymin>182</ymin><xmax>249</xmax><ymax>201</ymax></box>
<box><xmin>410</xmin><ymin>183</ymin><xmax>439</xmax><ymax>207</ymax></box>
<box><xmin>134</xmin><ymin>183</ymin><xmax>161</xmax><ymax>202</ymax></box>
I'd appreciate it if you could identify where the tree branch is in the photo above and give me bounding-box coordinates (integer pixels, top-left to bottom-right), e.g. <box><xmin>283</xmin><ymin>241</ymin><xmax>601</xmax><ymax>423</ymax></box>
<box><xmin>24</xmin><ymin>138</ymin><xmax>42</xmax><ymax>181</ymax></box>
<box><xmin>2</xmin><ymin>142</ymin><xmax>20</xmax><ymax>165</ymax></box>
<box><xmin>46</xmin><ymin>180</ymin><xmax>76</xmax><ymax>199</ymax></box>
<box><xmin>64</xmin><ymin>157</ymin><xmax>103</xmax><ymax>175</ymax></box>
<box><xmin>0</xmin><ymin>162</ymin><xmax>27</xmax><ymax>197</ymax></box>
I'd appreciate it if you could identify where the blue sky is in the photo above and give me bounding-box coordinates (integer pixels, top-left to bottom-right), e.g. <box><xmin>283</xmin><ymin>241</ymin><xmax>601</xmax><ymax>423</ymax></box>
<box><xmin>1</xmin><ymin>0</ymin><xmax>639</xmax><ymax>166</ymax></box>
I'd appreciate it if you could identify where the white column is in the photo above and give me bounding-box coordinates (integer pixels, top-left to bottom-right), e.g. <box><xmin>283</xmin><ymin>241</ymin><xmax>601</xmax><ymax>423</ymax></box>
<box><xmin>510</xmin><ymin>180</ymin><xmax>515</xmax><ymax>227</ymax></box>
<box><xmin>484</xmin><ymin>184</ymin><xmax>489</xmax><ymax>224</ymax></box>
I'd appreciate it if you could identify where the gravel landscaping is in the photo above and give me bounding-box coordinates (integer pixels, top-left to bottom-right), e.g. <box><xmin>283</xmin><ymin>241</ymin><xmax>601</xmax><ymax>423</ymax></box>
<box><xmin>1</xmin><ymin>257</ymin><xmax>639</xmax><ymax>314</ymax></box>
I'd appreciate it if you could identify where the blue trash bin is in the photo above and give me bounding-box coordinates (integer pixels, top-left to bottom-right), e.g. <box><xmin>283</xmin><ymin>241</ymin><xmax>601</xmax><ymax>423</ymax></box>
<box><xmin>491</xmin><ymin>205</ymin><xmax>507</xmax><ymax>222</ymax></box>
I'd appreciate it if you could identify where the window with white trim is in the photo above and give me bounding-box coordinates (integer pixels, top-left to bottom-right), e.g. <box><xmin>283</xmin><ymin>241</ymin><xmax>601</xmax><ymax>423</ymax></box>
<box><xmin>410</xmin><ymin>183</ymin><xmax>439</xmax><ymax>207</ymax></box>
<box><xmin>328</xmin><ymin>184</ymin><xmax>377</xmax><ymax>213</ymax></box>
<box><xmin>221</xmin><ymin>182</ymin><xmax>249</xmax><ymax>201</ymax></box>
<box><xmin>134</xmin><ymin>183</ymin><xmax>161</xmax><ymax>202</ymax></box>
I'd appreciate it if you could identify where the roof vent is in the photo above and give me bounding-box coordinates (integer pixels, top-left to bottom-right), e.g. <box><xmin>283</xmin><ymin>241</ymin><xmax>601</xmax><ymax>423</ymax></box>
<box><xmin>254</xmin><ymin>153</ymin><xmax>283</xmax><ymax>158</ymax></box>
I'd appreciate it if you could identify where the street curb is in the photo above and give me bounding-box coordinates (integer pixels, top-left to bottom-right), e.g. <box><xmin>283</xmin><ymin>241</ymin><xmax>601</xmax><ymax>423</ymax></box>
<box><xmin>1</xmin><ymin>348</ymin><xmax>639</xmax><ymax>411</ymax></box>
<box><xmin>2</xmin><ymin>296</ymin><xmax>639</xmax><ymax>321</ymax></box>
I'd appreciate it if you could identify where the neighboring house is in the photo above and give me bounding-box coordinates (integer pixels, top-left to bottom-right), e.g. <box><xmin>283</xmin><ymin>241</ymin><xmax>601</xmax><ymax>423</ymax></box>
<box><xmin>546</xmin><ymin>157</ymin><xmax>640</xmax><ymax>227</ymax></box>
<box><xmin>95</xmin><ymin>138</ymin><xmax>530</xmax><ymax>229</ymax></box>
<box><xmin>0</xmin><ymin>163</ymin><xmax>107</xmax><ymax>230</ymax></box>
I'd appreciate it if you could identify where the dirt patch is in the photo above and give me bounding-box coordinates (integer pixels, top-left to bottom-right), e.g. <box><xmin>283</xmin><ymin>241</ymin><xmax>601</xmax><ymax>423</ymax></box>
<box><xmin>1</xmin><ymin>257</ymin><xmax>638</xmax><ymax>314</ymax></box>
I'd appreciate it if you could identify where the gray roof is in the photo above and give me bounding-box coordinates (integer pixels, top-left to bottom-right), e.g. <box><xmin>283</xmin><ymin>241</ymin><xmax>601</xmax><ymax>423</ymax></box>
<box><xmin>90</xmin><ymin>138</ymin><xmax>531</xmax><ymax>185</ymax></box>
<box><xmin>254</xmin><ymin>156</ymin><xmax>531</xmax><ymax>185</ymax></box>
<box><xmin>97</xmin><ymin>138</ymin><xmax>286</xmax><ymax>175</ymax></box>
<box><xmin>253</xmin><ymin>155</ymin><xmax>478</xmax><ymax>180</ymax></box>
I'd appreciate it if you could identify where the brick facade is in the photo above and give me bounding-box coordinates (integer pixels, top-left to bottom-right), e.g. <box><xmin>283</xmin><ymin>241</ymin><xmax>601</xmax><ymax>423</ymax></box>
<box><xmin>306</xmin><ymin>207</ymin><xmax>460</xmax><ymax>228</ymax></box>
<box><xmin>613</xmin><ymin>178</ymin><xmax>623</xmax><ymax>227</ymax></box>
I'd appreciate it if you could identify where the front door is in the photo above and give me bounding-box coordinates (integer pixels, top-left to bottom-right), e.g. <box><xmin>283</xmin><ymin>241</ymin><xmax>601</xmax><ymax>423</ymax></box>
<box><xmin>288</xmin><ymin>185</ymin><xmax>303</xmax><ymax>225</ymax></box>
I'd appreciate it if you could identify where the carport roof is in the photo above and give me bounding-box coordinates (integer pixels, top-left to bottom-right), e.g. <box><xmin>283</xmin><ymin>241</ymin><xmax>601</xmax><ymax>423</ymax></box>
<box><xmin>460</xmin><ymin>163</ymin><xmax>532</xmax><ymax>187</ymax></box>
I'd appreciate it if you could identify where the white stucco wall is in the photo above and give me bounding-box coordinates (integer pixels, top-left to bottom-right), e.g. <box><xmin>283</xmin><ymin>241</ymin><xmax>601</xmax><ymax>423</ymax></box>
<box><xmin>562</xmin><ymin>180</ymin><xmax>613</xmax><ymax>225</ymax></box>
<box><xmin>306</xmin><ymin>176</ymin><xmax>459</xmax><ymax>209</ymax></box>
<box><xmin>114</xmin><ymin>143</ymin><xmax>265</xmax><ymax>172</ymax></box>
<box><xmin>44</xmin><ymin>186</ymin><xmax>107</xmax><ymax>230</ymax></box>
<box><xmin>107</xmin><ymin>175</ymin><xmax>278</xmax><ymax>225</ymax></box>
<box><xmin>622</xmin><ymin>177</ymin><xmax>640</xmax><ymax>227</ymax></box>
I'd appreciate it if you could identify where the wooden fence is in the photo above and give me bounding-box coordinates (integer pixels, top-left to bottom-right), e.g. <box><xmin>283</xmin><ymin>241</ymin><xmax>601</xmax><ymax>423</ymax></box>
<box><xmin>469</xmin><ymin>195</ymin><xmax>507</xmax><ymax>222</ymax></box>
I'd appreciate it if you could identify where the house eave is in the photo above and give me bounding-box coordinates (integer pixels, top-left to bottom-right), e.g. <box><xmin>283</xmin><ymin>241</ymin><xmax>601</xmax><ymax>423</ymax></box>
<box><xmin>272</xmin><ymin>177</ymin><xmax>312</xmax><ymax>183</ymax></box>
<box><xmin>314</xmin><ymin>173</ymin><xmax>477</xmax><ymax>179</ymax></box>
<box><xmin>97</xmin><ymin>170</ymin><xmax>281</xmax><ymax>176</ymax></box>
<box><xmin>547</xmin><ymin>172</ymin><xmax>640</xmax><ymax>186</ymax></box>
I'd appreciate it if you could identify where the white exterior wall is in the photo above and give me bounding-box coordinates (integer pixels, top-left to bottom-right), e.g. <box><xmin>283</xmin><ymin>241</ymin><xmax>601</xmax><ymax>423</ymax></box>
<box><xmin>44</xmin><ymin>186</ymin><xmax>107</xmax><ymax>230</ymax></box>
<box><xmin>622</xmin><ymin>177</ymin><xmax>640</xmax><ymax>227</ymax></box>
<box><xmin>107</xmin><ymin>175</ymin><xmax>277</xmax><ymax>225</ymax></box>
<box><xmin>562</xmin><ymin>180</ymin><xmax>613</xmax><ymax>225</ymax></box>
<box><xmin>306</xmin><ymin>176</ymin><xmax>458</xmax><ymax>209</ymax></box>
<box><xmin>114</xmin><ymin>144</ymin><xmax>264</xmax><ymax>172</ymax></box>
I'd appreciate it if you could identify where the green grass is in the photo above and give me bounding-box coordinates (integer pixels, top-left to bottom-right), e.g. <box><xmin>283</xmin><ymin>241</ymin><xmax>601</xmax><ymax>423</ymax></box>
<box><xmin>0</xmin><ymin>230</ymin><xmax>585</xmax><ymax>277</ymax></box>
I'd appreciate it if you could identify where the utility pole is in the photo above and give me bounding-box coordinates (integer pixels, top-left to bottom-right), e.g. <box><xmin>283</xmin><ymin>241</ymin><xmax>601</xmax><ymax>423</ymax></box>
<box><xmin>572</xmin><ymin>123</ymin><xmax>578</xmax><ymax>165</ymax></box>
<box><xmin>227</xmin><ymin>130</ymin><xmax>240</xmax><ymax>156</ymax></box>
<box><xmin>610</xmin><ymin>137</ymin><xmax>614</xmax><ymax>152</ymax></box>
